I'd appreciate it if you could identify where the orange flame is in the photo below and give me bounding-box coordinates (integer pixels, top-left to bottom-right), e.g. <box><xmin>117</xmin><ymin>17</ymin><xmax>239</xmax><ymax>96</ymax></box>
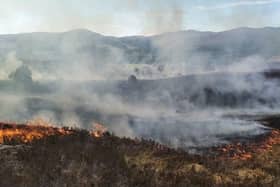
<box><xmin>91</xmin><ymin>123</ymin><xmax>108</xmax><ymax>138</ymax></box>
<box><xmin>0</xmin><ymin>122</ymin><xmax>72</xmax><ymax>144</ymax></box>
<box><xmin>214</xmin><ymin>130</ymin><xmax>280</xmax><ymax>160</ymax></box>
<box><xmin>0</xmin><ymin>120</ymin><xmax>109</xmax><ymax>145</ymax></box>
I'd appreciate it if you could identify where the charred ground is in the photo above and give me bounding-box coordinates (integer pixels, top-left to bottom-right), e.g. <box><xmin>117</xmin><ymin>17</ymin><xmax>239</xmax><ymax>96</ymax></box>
<box><xmin>0</xmin><ymin>117</ymin><xmax>279</xmax><ymax>187</ymax></box>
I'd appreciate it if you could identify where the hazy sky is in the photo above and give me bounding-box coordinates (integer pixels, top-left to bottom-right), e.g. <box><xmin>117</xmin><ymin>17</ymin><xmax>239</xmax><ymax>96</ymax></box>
<box><xmin>0</xmin><ymin>0</ymin><xmax>279</xmax><ymax>36</ymax></box>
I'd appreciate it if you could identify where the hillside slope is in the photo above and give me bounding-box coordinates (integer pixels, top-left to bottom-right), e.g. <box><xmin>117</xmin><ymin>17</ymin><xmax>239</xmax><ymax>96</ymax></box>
<box><xmin>0</xmin><ymin>119</ymin><xmax>279</xmax><ymax>187</ymax></box>
<box><xmin>1</xmin><ymin>27</ymin><xmax>280</xmax><ymax>79</ymax></box>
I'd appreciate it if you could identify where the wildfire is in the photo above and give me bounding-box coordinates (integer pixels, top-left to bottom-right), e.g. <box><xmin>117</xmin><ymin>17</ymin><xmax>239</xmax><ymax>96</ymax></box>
<box><xmin>0</xmin><ymin>122</ymin><xmax>72</xmax><ymax>144</ymax></box>
<box><xmin>0</xmin><ymin>120</ymin><xmax>109</xmax><ymax>145</ymax></box>
<box><xmin>213</xmin><ymin>130</ymin><xmax>280</xmax><ymax>160</ymax></box>
<box><xmin>91</xmin><ymin>123</ymin><xmax>108</xmax><ymax>138</ymax></box>
<box><xmin>1</xmin><ymin>118</ymin><xmax>279</xmax><ymax>162</ymax></box>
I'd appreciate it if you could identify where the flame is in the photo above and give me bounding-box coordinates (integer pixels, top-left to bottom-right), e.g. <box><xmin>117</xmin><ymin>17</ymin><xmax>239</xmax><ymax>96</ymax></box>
<box><xmin>0</xmin><ymin>120</ymin><xmax>109</xmax><ymax>145</ymax></box>
<box><xmin>91</xmin><ymin>123</ymin><xmax>108</xmax><ymax>138</ymax></box>
<box><xmin>213</xmin><ymin>130</ymin><xmax>280</xmax><ymax>160</ymax></box>
<box><xmin>0</xmin><ymin>122</ymin><xmax>72</xmax><ymax>144</ymax></box>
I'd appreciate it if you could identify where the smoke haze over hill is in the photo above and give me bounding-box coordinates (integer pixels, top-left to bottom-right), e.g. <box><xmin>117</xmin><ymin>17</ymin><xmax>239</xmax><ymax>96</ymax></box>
<box><xmin>0</xmin><ymin>27</ymin><xmax>280</xmax><ymax>80</ymax></box>
<box><xmin>1</xmin><ymin>27</ymin><xmax>280</xmax><ymax>149</ymax></box>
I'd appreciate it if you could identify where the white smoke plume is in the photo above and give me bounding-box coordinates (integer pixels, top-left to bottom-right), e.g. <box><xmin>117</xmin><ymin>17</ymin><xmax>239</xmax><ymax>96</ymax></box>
<box><xmin>0</xmin><ymin>28</ymin><xmax>279</xmax><ymax>150</ymax></box>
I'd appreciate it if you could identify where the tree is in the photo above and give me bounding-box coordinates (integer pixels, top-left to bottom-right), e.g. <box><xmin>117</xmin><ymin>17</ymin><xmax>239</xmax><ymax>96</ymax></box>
<box><xmin>9</xmin><ymin>65</ymin><xmax>32</xmax><ymax>83</ymax></box>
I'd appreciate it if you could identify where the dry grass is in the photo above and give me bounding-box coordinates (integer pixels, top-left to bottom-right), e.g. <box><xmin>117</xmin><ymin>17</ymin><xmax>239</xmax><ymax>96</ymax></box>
<box><xmin>0</xmin><ymin>123</ymin><xmax>279</xmax><ymax>187</ymax></box>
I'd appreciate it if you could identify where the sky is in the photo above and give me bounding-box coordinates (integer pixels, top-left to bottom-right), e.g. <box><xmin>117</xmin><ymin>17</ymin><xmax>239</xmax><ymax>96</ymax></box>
<box><xmin>0</xmin><ymin>0</ymin><xmax>279</xmax><ymax>36</ymax></box>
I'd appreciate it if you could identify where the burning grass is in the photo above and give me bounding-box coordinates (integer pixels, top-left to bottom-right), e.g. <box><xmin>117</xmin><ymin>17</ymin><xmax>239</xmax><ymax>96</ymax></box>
<box><xmin>0</xmin><ymin>119</ymin><xmax>108</xmax><ymax>145</ymax></box>
<box><xmin>0</xmin><ymin>123</ymin><xmax>71</xmax><ymax>144</ymax></box>
<box><xmin>0</xmin><ymin>118</ymin><xmax>279</xmax><ymax>186</ymax></box>
<box><xmin>90</xmin><ymin>123</ymin><xmax>108</xmax><ymax>138</ymax></box>
<box><xmin>209</xmin><ymin>129</ymin><xmax>280</xmax><ymax>161</ymax></box>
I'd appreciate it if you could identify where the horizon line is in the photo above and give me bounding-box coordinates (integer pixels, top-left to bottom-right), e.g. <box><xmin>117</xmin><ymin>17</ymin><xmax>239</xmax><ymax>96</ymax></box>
<box><xmin>0</xmin><ymin>26</ymin><xmax>279</xmax><ymax>38</ymax></box>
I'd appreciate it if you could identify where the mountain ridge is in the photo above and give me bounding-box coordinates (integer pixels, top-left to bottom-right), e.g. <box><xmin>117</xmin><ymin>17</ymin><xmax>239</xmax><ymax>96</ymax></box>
<box><xmin>0</xmin><ymin>27</ymin><xmax>280</xmax><ymax>80</ymax></box>
<box><xmin>1</xmin><ymin>26</ymin><xmax>280</xmax><ymax>38</ymax></box>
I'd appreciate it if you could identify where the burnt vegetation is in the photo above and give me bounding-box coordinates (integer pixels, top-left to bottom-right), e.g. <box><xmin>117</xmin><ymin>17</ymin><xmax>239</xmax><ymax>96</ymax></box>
<box><xmin>0</xmin><ymin>27</ymin><xmax>280</xmax><ymax>187</ymax></box>
<box><xmin>0</xmin><ymin>121</ymin><xmax>279</xmax><ymax>187</ymax></box>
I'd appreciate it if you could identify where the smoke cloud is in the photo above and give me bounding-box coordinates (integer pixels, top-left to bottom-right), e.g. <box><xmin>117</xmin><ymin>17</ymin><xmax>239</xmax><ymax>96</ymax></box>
<box><xmin>0</xmin><ymin>28</ymin><xmax>280</xmax><ymax>150</ymax></box>
<box><xmin>0</xmin><ymin>52</ymin><xmax>22</xmax><ymax>79</ymax></box>
<box><xmin>143</xmin><ymin>2</ymin><xmax>185</xmax><ymax>35</ymax></box>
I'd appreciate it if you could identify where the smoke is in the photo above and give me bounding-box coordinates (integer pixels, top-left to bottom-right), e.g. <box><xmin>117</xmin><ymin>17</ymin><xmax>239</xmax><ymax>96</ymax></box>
<box><xmin>0</xmin><ymin>65</ymin><xmax>278</xmax><ymax>149</ymax></box>
<box><xmin>0</xmin><ymin>52</ymin><xmax>22</xmax><ymax>79</ymax></box>
<box><xmin>198</xmin><ymin>3</ymin><xmax>275</xmax><ymax>31</ymax></box>
<box><xmin>0</xmin><ymin>28</ymin><xmax>280</xmax><ymax>150</ymax></box>
<box><xmin>143</xmin><ymin>2</ymin><xmax>185</xmax><ymax>35</ymax></box>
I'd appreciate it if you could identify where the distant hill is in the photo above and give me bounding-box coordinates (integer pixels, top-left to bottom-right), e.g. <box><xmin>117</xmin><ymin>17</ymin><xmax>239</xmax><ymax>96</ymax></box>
<box><xmin>0</xmin><ymin>27</ymin><xmax>280</xmax><ymax>79</ymax></box>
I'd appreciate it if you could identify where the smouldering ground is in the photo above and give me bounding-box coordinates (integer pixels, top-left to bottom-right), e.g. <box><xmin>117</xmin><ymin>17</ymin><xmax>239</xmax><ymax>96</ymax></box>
<box><xmin>0</xmin><ymin>119</ymin><xmax>279</xmax><ymax>187</ymax></box>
